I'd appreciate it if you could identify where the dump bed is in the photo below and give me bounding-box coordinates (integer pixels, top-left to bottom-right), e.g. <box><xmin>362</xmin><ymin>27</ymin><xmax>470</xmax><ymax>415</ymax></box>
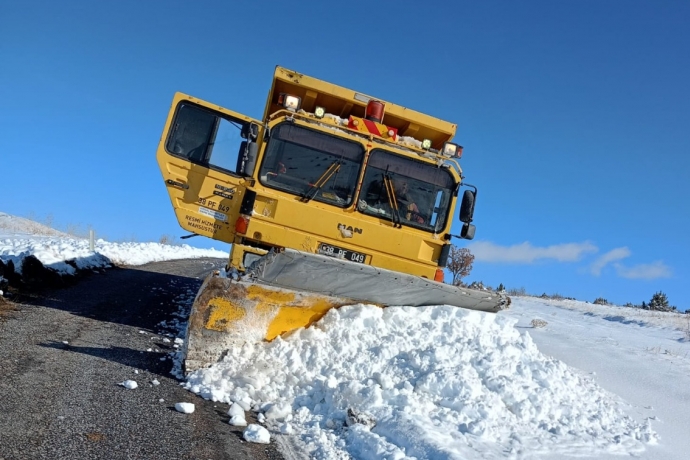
<box><xmin>263</xmin><ymin>66</ymin><xmax>457</xmax><ymax>150</ymax></box>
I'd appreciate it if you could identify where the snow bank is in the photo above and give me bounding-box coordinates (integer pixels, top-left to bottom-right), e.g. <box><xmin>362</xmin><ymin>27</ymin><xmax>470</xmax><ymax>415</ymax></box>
<box><xmin>185</xmin><ymin>304</ymin><xmax>655</xmax><ymax>459</ymax></box>
<box><xmin>0</xmin><ymin>237</ymin><xmax>228</xmax><ymax>275</ymax></box>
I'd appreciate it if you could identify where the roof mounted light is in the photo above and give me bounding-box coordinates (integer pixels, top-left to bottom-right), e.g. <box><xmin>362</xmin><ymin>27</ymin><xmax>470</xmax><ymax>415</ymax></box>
<box><xmin>365</xmin><ymin>100</ymin><xmax>385</xmax><ymax>123</ymax></box>
<box><xmin>314</xmin><ymin>106</ymin><xmax>325</xmax><ymax>119</ymax></box>
<box><xmin>278</xmin><ymin>93</ymin><xmax>301</xmax><ymax>112</ymax></box>
<box><xmin>442</xmin><ymin>142</ymin><xmax>463</xmax><ymax>158</ymax></box>
<box><xmin>421</xmin><ymin>139</ymin><xmax>432</xmax><ymax>150</ymax></box>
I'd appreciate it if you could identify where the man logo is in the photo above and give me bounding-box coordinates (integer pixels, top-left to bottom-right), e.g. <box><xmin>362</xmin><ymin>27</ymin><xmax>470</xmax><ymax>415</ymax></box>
<box><xmin>337</xmin><ymin>223</ymin><xmax>363</xmax><ymax>234</ymax></box>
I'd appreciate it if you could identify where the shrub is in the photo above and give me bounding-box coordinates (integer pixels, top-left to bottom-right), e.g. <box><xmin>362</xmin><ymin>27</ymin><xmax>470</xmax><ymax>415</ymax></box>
<box><xmin>531</xmin><ymin>319</ymin><xmax>548</xmax><ymax>328</ymax></box>
<box><xmin>593</xmin><ymin>297</ymin><xmax>609</xmax><ymax>306</ymax></box>
<box><xmin>159</xmin><ymin>234</ymin><xmax>177</xmax><ymax>245</ymax></box>
<box><xmin>467</xmin><ymin>281</ymin><xmax>487</xmax><ymax>290</ymax></box>
<box><xmin>649</xmin><ymin>291</ymin><xmax>675</xmax><ymax>312</ymax></box>
<box><xmin>507</xmin><ymin>287</ymin><xmax>527</xmax><ymax>296</ymax></box>
<box><xmin>534</xmin><ymin>292</ymin><xmax>574</xmax><ymax>301</ymax></box>
<box><xmin>447</xmin><ymin>246</ymin><xmax>474</xmax><ymax>286</ymax></box>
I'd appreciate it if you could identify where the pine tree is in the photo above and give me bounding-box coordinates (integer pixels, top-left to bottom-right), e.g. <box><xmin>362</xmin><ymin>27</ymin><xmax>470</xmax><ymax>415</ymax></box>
<box><xmin>649</xmin><ymin>291</ymin><xmax>671</xmax><ymax>311</ymax></box>
<box><xmin>497</xmin><ymin>283</ymin><xmax>505</xmax><ymax>292</ymax></box>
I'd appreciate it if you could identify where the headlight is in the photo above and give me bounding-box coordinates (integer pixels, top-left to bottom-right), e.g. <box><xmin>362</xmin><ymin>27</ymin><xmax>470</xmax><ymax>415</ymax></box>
<box><xmin>442</xmin><ymin>142</ymin><xmax>462</xmax><ymax>158</ymax></box>
<box><xmin>278</xmin><ymin>93</ymin><xmax>301</xmax><ymax>111</ymax></box>
<box><xmin>421</xmin><ymin>139</ymin><xmax>432</xmax><ymax>150</ymax></box>
<box><xmin>314</xmin><ymin>106</ymin><xmax>325</xmax><ymax>118</ymax></box>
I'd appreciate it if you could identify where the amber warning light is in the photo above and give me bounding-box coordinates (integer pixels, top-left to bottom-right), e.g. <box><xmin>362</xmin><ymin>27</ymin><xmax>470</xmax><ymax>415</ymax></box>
<box><xmin>365</xmin><ymin>100</ymin><xmax>385</xmax><ymax>123</ymax></box>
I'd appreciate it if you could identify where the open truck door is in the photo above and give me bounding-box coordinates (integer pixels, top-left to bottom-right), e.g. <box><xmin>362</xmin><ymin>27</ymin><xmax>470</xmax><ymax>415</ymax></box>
<box><xmin>156</xmin><ymin>92</ymin><xmax>262</xmax><ymax>243</ymax></box>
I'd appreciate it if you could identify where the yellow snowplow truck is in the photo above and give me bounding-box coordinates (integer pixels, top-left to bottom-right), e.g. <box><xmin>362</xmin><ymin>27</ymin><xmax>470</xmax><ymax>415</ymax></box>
<box><xmin>156</xmin><ymin>66</ymin><xmax>509</xmax><ymax>372</ymax></box>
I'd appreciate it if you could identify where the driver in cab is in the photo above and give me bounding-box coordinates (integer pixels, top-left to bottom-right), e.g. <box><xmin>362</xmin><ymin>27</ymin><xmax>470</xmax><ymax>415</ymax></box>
<box><xmin>394</xmin><ymin>181</ymin><xmax>424</xmax><ymax>224</ymax></box>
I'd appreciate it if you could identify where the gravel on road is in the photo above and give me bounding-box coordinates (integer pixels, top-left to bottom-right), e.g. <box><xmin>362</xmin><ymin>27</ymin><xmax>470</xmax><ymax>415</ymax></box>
<box><xmin>0</xmin><ymin>258</ymin><xmax>285</xmax><ymax>460</ymax></box>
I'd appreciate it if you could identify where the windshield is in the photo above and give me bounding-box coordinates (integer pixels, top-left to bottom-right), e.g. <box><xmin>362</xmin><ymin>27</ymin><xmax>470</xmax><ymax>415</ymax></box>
<box><xmin>358</xmin><ymin>149</ymin><xmax>456</xmax><ymax>232</ymax></box>
<box><xmin>258</xmin><ymin>123</ymin><xmax>365</xmax><ymax>207</ymax></box>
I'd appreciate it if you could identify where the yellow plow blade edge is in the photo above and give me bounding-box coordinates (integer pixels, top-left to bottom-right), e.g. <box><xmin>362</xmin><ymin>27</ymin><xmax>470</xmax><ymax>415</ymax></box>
<box><xmin>183</xmin><ymin>273</ymin><xmax>356</xmax><ymax>373</ymax></box>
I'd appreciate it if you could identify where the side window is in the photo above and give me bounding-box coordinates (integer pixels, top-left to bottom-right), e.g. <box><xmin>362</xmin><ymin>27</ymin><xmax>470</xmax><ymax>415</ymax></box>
<box><xmin>166</xmin><ymin>103</ymin><xmax>247</xmax><ymax>174</ymax></box>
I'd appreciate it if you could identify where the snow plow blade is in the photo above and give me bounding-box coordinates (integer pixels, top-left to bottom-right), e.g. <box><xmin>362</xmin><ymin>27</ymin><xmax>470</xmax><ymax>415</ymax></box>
<box><xmin>183</xmin><ymin>248</ymin><xmax>510</xmax><ymax>373</ymax></box>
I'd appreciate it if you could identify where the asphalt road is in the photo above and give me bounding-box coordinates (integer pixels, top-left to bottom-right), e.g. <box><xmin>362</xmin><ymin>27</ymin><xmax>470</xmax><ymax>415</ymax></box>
<box><xmin>0</xmin><ymin>258</ymin><xmax>285</xmax><ymax>460</ymax></box>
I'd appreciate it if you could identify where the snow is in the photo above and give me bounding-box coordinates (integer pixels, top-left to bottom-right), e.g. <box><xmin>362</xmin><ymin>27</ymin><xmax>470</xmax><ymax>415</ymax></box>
<box><xmin>185</xmin><ymin>304</ymin><xmax>659</xmax><ymax>459</ymax></box>
<box><xmin>120</xmin><ymin>380</ymin><xmax>138</xmax><ymax>390</ymax></box>
<box><xmin>3</xmin><ymin>211</ymin><xmax>689</xmax><ymax>459</ymax></box>
<box><xmin>0</xmin><ymin>212</ymin><xmax>228</xmax><ymax>277</ymax></box>
<box><xmin>228</xmin><ymin>402</ymin><xmax>248</xmax><ymax>426</ymax></box>
<box><xmin>175</xmin><ymin>402</ymin><xmax>195</xmax><ymax>414</ymax></box>
<box><xmin>244</xmin><ymin>424</ymin><xmax>271</xmax><ymax>444</ymax></box>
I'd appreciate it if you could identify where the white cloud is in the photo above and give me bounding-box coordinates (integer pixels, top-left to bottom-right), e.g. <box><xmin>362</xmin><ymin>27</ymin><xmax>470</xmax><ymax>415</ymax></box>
<box><xmin>467</xmin><ymin>241</ymin><xmax>598</xmax><ymax>264</ymax></box>
<box><xmin>590</xmin><ymin>247</ymin><xmax>631</xmax><ymax>276</ymax></box>
<box><xmin>614</xmin><ymin>261</ymin><xmax>672</xmax><ymax>280</ymax></box>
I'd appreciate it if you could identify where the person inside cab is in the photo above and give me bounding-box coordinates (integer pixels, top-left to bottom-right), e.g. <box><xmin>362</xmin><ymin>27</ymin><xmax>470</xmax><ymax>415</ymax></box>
<box><xmin>364</xmin><ymin>177</ymin><xmax>424</xmax><ymax>224</ymax></box>
<box><xmin>394</xmin><ymin>180</ymin><xmax>424</xmax><ymax>224</ymax></box>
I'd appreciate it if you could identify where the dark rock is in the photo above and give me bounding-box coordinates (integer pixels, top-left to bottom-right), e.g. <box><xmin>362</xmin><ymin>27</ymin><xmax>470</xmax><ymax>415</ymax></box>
<box><xmin>21</xmin><ymin>255</ymin><xmax>67</xmax><ymax>288</ymax></box>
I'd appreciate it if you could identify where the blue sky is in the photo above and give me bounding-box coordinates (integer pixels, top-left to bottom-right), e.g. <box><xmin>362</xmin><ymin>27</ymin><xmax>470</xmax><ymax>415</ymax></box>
<box><xmin>1</xmin><ymin>0</ymin><xmax>688</xmax><ymax>309</ymax></box>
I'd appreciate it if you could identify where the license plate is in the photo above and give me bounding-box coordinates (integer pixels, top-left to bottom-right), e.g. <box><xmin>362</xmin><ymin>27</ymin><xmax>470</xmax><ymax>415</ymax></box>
<box><xmin>317</xmin><ymin>243</ymin><xmax>367</xmax><ymax>264</ymax></box>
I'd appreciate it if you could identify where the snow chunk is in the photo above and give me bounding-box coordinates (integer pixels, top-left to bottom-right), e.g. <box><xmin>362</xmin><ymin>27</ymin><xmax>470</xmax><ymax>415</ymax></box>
<box><xmin>174</xmin><ymin>402</ymin><xmax>195</xmax><ymax>414</ymax></box>
<box><xmin>119</xmin><ymin>380</ymin><xmax>138</xmax><ymax>390</ymax></box>
<box><xmin>243</xmin><ymin>424</ymin><xmax>270</xmax><ymax>444</ymax></box>
<box><xmin>265</xmin><ymin>401</ymin><xmax>291</xmax><ymax>422</ymax></box>
<box><xmin>228</xmin><ymin>402</ymin><xmax>247</xmax><ymax>426</ymax></box>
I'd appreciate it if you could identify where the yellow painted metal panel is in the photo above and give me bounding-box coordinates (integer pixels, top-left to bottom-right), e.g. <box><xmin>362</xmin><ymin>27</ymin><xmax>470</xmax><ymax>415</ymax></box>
<box><xmin>265</xmin><ymin>67</ymin><xmax>457</xmax><ymax>149</ymax></box>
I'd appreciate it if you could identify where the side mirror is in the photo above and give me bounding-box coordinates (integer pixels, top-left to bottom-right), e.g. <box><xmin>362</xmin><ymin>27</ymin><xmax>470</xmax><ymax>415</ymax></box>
<box><xmin>459</xmin><ymin>189</ymin><xmax>476</xmax><ymax>223</ymax></box>
<box><xmin>236</xmin><ymin>141</ymin><xmax>259</xmax><ymax>176</ymax></box>
<box><xmin>460</xmin><ymin>222</ymin><xmax>475</xmax><ymax>240</ymax></box>
<box><xmin>241</xmin><ymin>122</ymin><xmax>259</xmax><ymax>140</ymax></box>
<box><xmin>243</xmin><ymin>142</ymin><xmax>259</xmax><ymax>176</ymax></box>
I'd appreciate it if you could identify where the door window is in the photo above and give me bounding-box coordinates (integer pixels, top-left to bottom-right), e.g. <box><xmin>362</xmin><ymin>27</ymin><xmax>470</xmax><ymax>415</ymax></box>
<box><xmin>166</xmin><ymin>103</ymin><xmax>247</xmax><ymax>174</ymax></box>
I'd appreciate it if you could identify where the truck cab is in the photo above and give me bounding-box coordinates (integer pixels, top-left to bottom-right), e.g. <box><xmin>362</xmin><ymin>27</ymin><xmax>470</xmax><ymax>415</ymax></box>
<box><xmin>156</xmin><ymin>66</ymin><xmax>476</xmax><ymax>282</ymax></box>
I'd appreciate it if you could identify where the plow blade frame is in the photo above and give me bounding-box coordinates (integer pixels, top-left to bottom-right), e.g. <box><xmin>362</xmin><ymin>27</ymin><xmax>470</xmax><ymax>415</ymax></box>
<box><xmin>248</xmin><ymin>248</ymin><xmax>510</xmax><ymax>312</ymax></box>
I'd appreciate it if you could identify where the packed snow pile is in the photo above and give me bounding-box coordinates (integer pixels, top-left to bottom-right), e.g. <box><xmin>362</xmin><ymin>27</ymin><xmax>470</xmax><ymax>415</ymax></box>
<box><xmin>185</xmin><ymin>304</ymin><xmax>656</xmax><ymax>459</ymax></box>
<box><xmin>0</xmin><ymin>237</ymin><xmax>228</xmax><ymax>275</ymax></box>
<box><xmin>0</xmin><ymin>213</ymin><xmax>227</xmax><ymax>279</ymax></box>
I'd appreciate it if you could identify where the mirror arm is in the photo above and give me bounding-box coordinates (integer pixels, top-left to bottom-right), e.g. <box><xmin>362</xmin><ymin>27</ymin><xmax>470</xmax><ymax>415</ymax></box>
<box><xmin>462</xmin><ymin>182</ymin><xmax>477</xmax><ymax>195</ymax></box>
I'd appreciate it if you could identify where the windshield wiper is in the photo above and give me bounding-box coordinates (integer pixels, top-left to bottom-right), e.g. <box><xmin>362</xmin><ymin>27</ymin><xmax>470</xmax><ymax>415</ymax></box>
<box><xmin>383</xmin><ymin>171</ymin><xmax>402</xmax><ymax>228</ymax></box>
<box><xmin>301</xmin><ymin>160</ymin><xmax>342</xmax><ymax>203</ymax></box>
